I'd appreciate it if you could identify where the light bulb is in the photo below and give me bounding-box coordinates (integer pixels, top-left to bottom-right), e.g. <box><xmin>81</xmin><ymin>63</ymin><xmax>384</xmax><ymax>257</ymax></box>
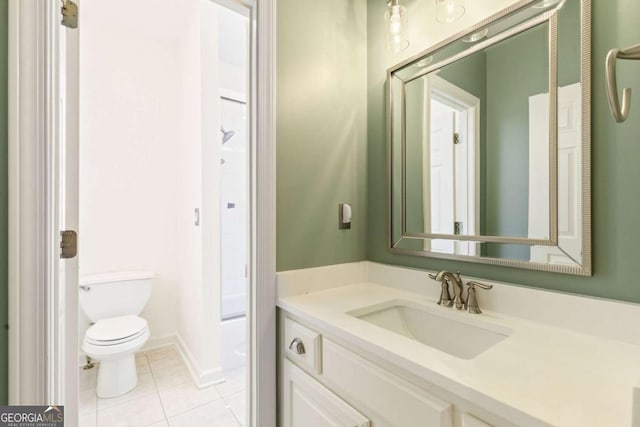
<box><xmin>385</xmin><ymin>1</ymin><xmax>409</xmax><ymax>52</ymax></box>
<box><xmin>436</xmin><ymin>0</ymin><xmax>465</xmax><ymax>23</ymax></box>
<box><xmin>390</xmin><ymin>17</ymin><xmax>402</xmax><ymax>35</ymax></box>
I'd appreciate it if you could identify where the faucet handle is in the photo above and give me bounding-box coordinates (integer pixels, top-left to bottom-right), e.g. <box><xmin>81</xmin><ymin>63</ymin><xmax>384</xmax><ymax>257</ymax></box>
<box><xmin>464</xmin><ymin>281</ymin><xmax>492</xmax><ymax>314</ymax></box>
<box><xmin>428</xmin><ymin>272</ymin><xmax>453</xmax><ymax>306</ymax></box>
<box><xmin>467</xmin><ymin>280</ymin><xmax>492</xmax><ymax>290</ymax></box>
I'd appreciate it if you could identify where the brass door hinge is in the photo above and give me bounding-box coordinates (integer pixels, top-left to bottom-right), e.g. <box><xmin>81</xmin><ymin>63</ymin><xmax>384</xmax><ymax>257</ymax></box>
<box><xmin>453</xmin><ymin>132</ymin><xmax>460</xmax><ymax>144</ymax></box>
<box><xmin>454</xmin><ymin>221</ymin><xmax>463</xmax><ymax>235</ymax></box>
<box><xmin>60</xmin><ymin>230</ymin><xmax>78</xmax><ymax>259</ymax></box>
<box><xmin>61</xmin><ymin>0</ymin><xmax>78</xmax><ymax>29</ymax></box>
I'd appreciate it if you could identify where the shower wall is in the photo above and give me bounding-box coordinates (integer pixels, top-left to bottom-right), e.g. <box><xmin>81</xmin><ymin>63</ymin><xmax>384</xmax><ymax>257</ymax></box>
<box><xmin>217</xmin><ymin>5</ymin><xmax>249</xmax><ymax>371</ymax></box>
<box><xmin>220</xmin><ymin>98</ymin><xmax>247</xmax><ymax>319</ymax></box>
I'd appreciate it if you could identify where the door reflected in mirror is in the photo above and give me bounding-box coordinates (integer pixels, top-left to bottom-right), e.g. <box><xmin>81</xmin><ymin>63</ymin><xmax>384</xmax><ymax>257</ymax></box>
<box><xmin>388</xmin><ymin>0</ymin><xmax>591</xmax><ymax>275</ymax></box>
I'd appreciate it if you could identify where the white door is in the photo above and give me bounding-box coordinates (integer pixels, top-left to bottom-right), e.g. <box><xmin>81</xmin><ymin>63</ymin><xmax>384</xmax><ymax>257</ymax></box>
<box><xmin>424</xmin><ymin>76</ymin><xmax>480</xmax><ymax>256</ymax></box>
<box><xmin>283</xmin><ymin>360</ymin><xmax>370</xmax><ymax>427</ymax></box>
<box><xmin>429</xmin><ymin>99</ymin><xmax>455</xmax><ymax>253</ymax></box>
<box><xmin>529</xmin><ymin>83</ymin><xmax>582</xmax><ymax>265</ymax></box>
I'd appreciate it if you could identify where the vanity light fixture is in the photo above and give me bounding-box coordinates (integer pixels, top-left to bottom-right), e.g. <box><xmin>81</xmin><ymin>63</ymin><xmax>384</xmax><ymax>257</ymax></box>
<box><xmin>385</xmin><ymin>0</ymin><xmax>409</xmax><ymax>53</ymax></box>
<box><xmin>435</xmin><ymin>0</ymin><xmax>465</xmax><ymax>24</ymax></box>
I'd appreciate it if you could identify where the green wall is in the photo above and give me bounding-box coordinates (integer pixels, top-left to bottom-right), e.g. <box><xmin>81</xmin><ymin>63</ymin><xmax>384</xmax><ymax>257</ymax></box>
<box><xmin>276</xmin><ymin>0</ymin><xmax>368</xmax><ymax>271</ymax></box>
<box><xmin>0</xmin><ymin>0</ymin><xmax>8</xmax><ymax>405</ymax></box>
<box><xmin>435</xmin><ymin>53</ymin><xmax>488</xmax><ymax>239</ymax></box>
<box><xmin>484</xmin><ymin>25</ymin><xmax>549</xmax><ymax>260</ymax></box>
<box><xmin>367</xmin><ymin>0</ymin><xmax>640</xmax><ymax>303</ymax></box>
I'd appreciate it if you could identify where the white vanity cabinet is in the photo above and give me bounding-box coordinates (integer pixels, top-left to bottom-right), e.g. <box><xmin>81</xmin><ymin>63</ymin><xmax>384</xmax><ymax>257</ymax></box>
<box><xmin>283</xmin><ymin>360</ymin><xmax>371</xmax><ymax>427</ymax></box>
<box><xmin>280</xmin><ymin>314</ymin><xmax>506</xmax><ymax>427</ymax></box>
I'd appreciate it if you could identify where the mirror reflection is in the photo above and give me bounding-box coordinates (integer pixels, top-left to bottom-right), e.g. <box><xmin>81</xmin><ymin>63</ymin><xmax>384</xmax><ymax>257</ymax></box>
<box><xmin>388</xmin><ymin>0</ymin><xmax>590</xmax><ymax>274</ymax></box>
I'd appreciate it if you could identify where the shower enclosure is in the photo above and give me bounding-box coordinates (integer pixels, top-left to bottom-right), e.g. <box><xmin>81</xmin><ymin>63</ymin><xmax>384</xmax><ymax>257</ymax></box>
<box><xmin>219</xmin><ymin>96</ymin><xmax>248</xmax><ymax>370</ymax></box>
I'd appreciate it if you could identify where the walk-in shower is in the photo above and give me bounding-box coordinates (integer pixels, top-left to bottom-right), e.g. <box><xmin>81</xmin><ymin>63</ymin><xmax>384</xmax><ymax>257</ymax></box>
<box><xmin>219</xmin><ymin>95</ymin><xmax>248</xmax><ymax>371</ymax></box>
<box><xmin>216</xmin><ymin>0</ymin><xmax>249</xmax><ymax>374</ymax></box>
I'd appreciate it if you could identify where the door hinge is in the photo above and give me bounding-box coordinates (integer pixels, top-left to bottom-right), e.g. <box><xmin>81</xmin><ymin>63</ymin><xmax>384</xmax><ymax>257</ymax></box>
<box><xmin>454</xmin><ymin>221</ymin><xmax>463</xmax><ymax>235</ymax></box>
<box><xmin>61</xmin><ymin>0</ymin><xmax>78</xmax><ymax>29</ymax></box>
<box><xmin>453</xmin><ymin>132</ymin><xmax>460</xmax><ymax>145</ymax></box>
<box><xmin>60</xmin><ymin>230</ymin><xmax>78</xmax><ymax>259</ymax></box>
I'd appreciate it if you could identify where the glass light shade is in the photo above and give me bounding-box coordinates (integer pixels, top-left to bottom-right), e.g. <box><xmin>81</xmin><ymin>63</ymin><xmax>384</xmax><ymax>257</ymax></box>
<box><xmin>385</xmin><ymin>2</ymin><xmax>409</xmax><ymax>53</ymax></box>
<box><xmin>435</xmin><ymin>0</ymin><xmax>465</xmax><ymax>23</ymax></box>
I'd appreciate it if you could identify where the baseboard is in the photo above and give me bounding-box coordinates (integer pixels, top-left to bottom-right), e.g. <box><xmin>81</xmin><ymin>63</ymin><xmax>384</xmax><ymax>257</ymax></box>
<box><xmin>142</xmin><ymin>333</ymin><xmax>179</xmax><ymax>352</ymax></box>
<box><xmin>174</xmin><ymin>334</ymin><xmax>225</xmax><ymax>389</ymax></box>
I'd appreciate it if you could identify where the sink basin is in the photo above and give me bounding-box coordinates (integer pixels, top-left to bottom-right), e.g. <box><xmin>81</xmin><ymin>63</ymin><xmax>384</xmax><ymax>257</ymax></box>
<box><xmin>348</xmin><ymin>300</ymin><xmax>511</xmax><ymax>359</ymax></box>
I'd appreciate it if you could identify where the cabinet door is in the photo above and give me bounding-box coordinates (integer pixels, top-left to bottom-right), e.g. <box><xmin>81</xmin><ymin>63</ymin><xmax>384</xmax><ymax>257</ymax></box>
<box><xmin>322</xmin><ymin>339</ymin><xmax>453</xmax><ymax>427</ymax></box>
<box><xmin>283</xmin><ymin>360</ymin><xmax>370</xmax><ymax>427</ymax></box>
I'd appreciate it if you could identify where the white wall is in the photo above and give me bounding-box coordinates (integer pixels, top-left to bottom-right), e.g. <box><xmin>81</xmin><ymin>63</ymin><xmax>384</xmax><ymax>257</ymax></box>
<box><xmin>79</xmin><ymin>0</ymin><xmax>224</xmax><ymax>383</ymax></box>
<box><xmin>218</xmin><ymin>5</ymin><xmax>248</xmax><ymax>98</ymax></box>
<box><xmin>79</xmin><ymin>0</ymin><xmax>188</xmax><ymax>342</ymax></box>
<box><xmin>174</xmin><ymin>0</ymin><xmax>223</xmax><ymax>383</ymax></box>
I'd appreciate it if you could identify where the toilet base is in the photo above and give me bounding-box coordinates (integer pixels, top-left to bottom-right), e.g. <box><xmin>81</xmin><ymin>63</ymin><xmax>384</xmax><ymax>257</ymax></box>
<box><xmin>96</xmin><ymin>354</ymin><xmax>138</xmax><ymax>398</ymax></box>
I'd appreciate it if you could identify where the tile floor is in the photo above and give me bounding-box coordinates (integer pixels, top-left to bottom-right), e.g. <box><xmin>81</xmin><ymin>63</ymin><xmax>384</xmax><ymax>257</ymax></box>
<box><xmin>79</xmin><ymin>345</ymin><xmax>246</xmax><ymax>427</ymax></box>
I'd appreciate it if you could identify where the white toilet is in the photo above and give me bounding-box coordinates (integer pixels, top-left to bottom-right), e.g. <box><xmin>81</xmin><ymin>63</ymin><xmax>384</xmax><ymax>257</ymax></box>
<box><xmin>79</xmin><ymin>272</ymin><xmax>153</xmax><ymax>398</ymax></box>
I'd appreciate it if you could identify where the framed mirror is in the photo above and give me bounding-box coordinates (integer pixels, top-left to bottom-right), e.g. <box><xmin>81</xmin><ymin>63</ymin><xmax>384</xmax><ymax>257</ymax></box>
<box><xmin>387</xmin><ymin>0</ymin><xmax>591</xmax><ymax>275</ymax></box>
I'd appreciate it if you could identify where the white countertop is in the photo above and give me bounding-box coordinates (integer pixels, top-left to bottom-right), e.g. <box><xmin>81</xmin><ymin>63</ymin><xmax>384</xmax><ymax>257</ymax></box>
<box><xmin>278</xmin><ymin>281</ymin><xmax>640</xmax><ymax>427</ymax></box>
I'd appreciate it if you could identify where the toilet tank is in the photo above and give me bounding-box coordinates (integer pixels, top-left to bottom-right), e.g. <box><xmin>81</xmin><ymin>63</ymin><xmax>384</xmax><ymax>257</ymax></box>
<box><xmin>79</xmin><ymin>272</ymin><xmax>154</xmax><ymax>323</ymax></box>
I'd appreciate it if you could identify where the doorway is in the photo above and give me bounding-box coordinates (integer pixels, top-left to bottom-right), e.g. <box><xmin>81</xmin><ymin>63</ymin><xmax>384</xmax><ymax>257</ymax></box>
<box><xmin>75</xmin><ymin>0</ymin><xmax>250</xmax><ymax>425</ymax></box>
<box><xmin>7</xmin><ymin>0</ymin><xmax>276</xmax><ymax>426</ymax></box>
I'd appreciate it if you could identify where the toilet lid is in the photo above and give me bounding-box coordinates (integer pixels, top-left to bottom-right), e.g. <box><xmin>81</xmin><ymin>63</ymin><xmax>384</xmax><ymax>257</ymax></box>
<box><xmin>86</xmin><ymin>315</ymin><xmax>148</xmax><ymax>343</ymax></box>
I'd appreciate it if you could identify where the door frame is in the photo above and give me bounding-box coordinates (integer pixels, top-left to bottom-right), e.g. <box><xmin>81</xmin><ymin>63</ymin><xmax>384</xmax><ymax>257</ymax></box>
<box><xmin>7</xmin><ymin>1</ymin><xmax>277</xmax><ymax>426</ymax></box>
<box><xmin>8</xmin><ymin>0</ymin><xmax>67</xmax><ymax>407</ymax></box>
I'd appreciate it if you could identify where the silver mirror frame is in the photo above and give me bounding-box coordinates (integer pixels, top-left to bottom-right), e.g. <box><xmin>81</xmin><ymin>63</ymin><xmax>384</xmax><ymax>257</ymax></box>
<box><xmin>386</xmin><ymin>0</ymin><xmax>592</xmax><ymax>276</ymax></box>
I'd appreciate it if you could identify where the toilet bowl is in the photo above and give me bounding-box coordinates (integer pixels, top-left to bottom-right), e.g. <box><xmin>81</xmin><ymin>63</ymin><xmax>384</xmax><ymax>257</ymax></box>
<box><xmin>83</xmin><ymin>315</ymin><xmax>150</xmax><ymax>398</ymax></box>
<box><xmin>79</xmin><ymin>272</ymin><xmax>154</xmax><ymax>398</ymax></box>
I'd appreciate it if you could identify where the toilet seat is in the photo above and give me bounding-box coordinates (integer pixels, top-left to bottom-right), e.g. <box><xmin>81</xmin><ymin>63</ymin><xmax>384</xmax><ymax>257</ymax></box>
<box><xmin>86</xmin><ymin>315</ymin><xmax>148</xmax><ymax>346</ymax></box>
<box><xmin>83</xmin><ymin>326</ymin><xmax>150</xmax><ymax>361</ymax></box>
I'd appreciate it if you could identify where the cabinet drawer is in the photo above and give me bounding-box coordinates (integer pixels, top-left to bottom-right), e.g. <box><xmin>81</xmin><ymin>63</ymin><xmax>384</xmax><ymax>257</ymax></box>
<box><xmin>323</xmin><ymin>339</ymin><xmax>453</xmax><ymax>427</ymax></box>
<box><xmin>284</xmin><ymin>317</ymin><xmax>322</xmax><ymax>374</ymax></box>
<box><xmin>283</xmin><ymin>359</ymin><xmax>370</xmax><ymax>427</ymax></box>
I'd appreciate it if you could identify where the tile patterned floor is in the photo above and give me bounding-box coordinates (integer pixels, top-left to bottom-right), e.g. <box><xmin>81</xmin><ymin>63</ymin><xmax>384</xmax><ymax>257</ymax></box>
<box><xmin>79</xmin><ymin>345</ymin><xmax>246</xmax><ymax>427</ymax></box>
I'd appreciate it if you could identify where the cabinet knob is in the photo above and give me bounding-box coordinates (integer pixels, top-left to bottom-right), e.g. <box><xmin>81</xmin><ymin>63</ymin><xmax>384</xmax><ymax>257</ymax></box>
<box><xmin>288</xmin><ymin>337</ymin><xmax>305</xmax><ymax>355</ymax></box>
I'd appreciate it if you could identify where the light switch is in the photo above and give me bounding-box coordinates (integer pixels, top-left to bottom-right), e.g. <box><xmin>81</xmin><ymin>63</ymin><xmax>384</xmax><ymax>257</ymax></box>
<box><xmin>339</xmin><ymin>203</ymin><xmax>352</xmax><ymax>230</ymax></box>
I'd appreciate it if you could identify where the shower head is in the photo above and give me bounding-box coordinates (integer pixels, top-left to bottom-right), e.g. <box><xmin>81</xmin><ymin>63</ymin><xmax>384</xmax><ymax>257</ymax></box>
<box><xmin>220</xmin><ymin>127</ymin><xmax>235</xmax><ymax>144</ymax></box>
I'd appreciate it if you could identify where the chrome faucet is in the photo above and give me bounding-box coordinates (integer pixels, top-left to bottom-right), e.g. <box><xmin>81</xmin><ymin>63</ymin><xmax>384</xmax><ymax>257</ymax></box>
<box><xmin>429</xmin><ymin>271</ymin><xmax>465</xmax><ymax>309</ymax></box>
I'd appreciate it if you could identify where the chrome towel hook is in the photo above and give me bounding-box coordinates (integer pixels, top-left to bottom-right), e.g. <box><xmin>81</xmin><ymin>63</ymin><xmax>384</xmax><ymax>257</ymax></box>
<box><xmin>606</xmin><ymin>43</ymin><xmax>640</xmax><ymax>123</ymax></box>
